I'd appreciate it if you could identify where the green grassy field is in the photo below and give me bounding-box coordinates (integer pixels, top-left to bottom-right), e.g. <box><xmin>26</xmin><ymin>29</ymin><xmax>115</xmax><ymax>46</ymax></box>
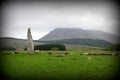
<box><xmin>1</xmin><ymin>50</ymin><xmax>120</xmax><ymax>80</ymax></box>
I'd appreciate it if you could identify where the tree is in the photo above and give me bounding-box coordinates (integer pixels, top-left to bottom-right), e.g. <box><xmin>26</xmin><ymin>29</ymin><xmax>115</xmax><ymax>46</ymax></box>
<box><xmin>31</xmin><ymin>44</ymin><xmax>66</xmax><ymax>51</ymax></box>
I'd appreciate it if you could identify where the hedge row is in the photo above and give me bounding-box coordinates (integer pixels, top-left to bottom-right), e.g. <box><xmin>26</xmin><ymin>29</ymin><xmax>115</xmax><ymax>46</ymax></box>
<box><xmin>24</xmin><ymin>44</ymin><xmax>66</xmax><ymax>51</ymax></box>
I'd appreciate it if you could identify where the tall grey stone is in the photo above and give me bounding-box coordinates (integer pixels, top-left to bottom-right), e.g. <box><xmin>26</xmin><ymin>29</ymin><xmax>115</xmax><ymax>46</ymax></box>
<box><xmin>27</xmin><ymin>28</ymin><xmax>34</xmax><ymax>53</ymax></box>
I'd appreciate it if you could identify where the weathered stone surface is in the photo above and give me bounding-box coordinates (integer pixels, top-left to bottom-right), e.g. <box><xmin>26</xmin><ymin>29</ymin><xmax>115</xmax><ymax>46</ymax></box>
<box><xmin>35</xmin><ymin>50</ymin><xmax>39</xmax><ymax>53</ymax></box>
<box><xmin>27</xmin><ymin>28</ymin><xmax>34</xmax><ymax>54</ymax></box>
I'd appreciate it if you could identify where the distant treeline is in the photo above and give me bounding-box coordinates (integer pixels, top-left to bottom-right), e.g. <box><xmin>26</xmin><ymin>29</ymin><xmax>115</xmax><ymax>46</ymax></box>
<box><xmin>24</xmin><ymin>44</ymin><xmax>66</xmax><ymax>51</ymax></box>
<box><xmin>0</xmin><ymin>47</ymin><xmax>16</xmax><ymax>51</ymax></box>
<box><xmin>104</xmin><ymin>43</ymin><xmax>120</xmax><ymax>51</ymax></box>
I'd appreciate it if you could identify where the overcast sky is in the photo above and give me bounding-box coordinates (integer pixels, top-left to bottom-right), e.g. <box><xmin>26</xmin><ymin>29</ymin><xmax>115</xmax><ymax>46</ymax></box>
<box><xmin>1</xmin><ymin>1</ymin><xmax>119</xmax><ymax>40</ymax></box>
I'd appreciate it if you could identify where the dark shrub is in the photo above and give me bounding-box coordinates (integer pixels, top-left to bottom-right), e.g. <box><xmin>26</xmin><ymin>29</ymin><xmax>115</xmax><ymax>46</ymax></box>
<box><xmin>14</xmin><ymin>52</ymin><xmax>19</xmax><ymax>54</ymax></box>
<box><xmin>48</xmin><ymin>52</ymin><xmax>52</xmax><ymax>55</ymax></box>
<box><xmin>87</xmin><ymin>53</ymin><xmax>92</xmax><ymax>55</ymax></box>
<box><xmin>80</xmin><ymin>53</ymin><xmax>82</xmax><ymax>55</ymax></box>
<box><xmin>64</xmin><ymin>52</ymin><xmax>69</xmax><ymax>55</ymax></box>
<box><xmin>100</xmin><ymin>53</ymin><xmax>106</xmax><ymax>55</ymax></box>
<box><xmin>99</xmin><ymin>53</ymin><xmax>111</xmax><ymax>55</ymax></box>
<box><xmin>92</xmin><ymin>53</ymin><xmax>96</xmax><ymax>55</ymax></box>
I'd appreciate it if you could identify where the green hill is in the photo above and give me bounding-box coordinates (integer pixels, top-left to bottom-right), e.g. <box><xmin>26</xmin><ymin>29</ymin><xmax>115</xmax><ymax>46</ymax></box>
<box><xmin>40</xmin><ymin>38</ymin><xmax>112</xmax><ymax>47</ymax></box>
<box><xmin>0</xmin><ymin>37</ymin><xmax>43</xmax><ymax>51</ymax></box>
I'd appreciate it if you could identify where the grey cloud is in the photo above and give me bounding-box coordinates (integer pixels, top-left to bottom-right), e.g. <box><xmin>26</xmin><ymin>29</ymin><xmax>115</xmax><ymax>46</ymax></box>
<box><xmin>1</xmin><ymin>1</ymin><xmax>119</xmax><ymax>39</ymax></box>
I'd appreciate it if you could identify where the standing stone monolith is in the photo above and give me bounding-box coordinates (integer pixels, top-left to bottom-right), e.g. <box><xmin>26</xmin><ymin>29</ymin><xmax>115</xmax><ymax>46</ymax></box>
<box><xmin>27</xmin><ymin>28</ymin><xmax>34</xmax><ymax>54</ymax></box>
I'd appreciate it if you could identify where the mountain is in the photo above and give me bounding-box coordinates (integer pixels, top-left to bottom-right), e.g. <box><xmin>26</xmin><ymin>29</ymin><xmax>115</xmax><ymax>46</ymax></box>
<box><xmin>86</xmin><ymin>30</ymin><xmax>120</xmax><ymax>43</ymax></box>
<box><xmin>40</xmin><ymin>28</ymin><xmax>120</xmax><ymax>43</ymax></box>
<box><xmin>40</xmin><ymin>28</ymin><xmax>96</xmax><ymax>40</ymax></box>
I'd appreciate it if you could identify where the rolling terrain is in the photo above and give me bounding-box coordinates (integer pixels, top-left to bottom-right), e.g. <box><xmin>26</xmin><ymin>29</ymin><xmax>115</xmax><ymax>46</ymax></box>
<box><xmin>1</xmin><ymin>28</ymin><xmax>119</xmax><ymax>50</ymax></box>
<box><xmin>0</xmin><ymin>37</ymin><xmax>43</xmax><ymax>51</ymax></box>
<box><xmin>0</xmin><ymin>37</ymin><xmax>112</xmax><ymax>51</ymax></box>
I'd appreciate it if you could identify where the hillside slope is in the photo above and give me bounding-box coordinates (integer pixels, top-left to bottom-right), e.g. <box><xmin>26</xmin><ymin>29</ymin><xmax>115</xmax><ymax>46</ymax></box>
<box><xmin>0</xmin><ymin>37</ymin><xmax>42</xmax><ymax>51</ymax></box>
<box><xmin>87</xmin><ymin>30</ymin><xmax>119</xmax><ymax>43</ymax></box>
<box><xmin>0</xmin><ymin>37</ymin><xmax>112</xmax><ymax>51</ymax></box>
<box><xmin>40</xmin><ymin>38</ymin><xmax>111</xmax><ymax>47</ymax></box>
<box><xmin>40</xmin><ymin>28</ymin><xmax>96</xmax><ymax>40</ymax></box>
<box><xmin>40</xmin><ymin>28</ymin><xmax>119</xmax><ymax>43</ymax></box>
